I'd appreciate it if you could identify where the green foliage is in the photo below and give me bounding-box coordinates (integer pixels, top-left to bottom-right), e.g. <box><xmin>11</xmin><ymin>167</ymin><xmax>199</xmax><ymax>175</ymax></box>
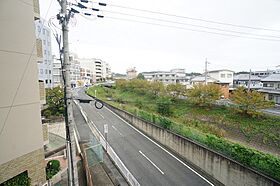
<box><xmin>204</xmin><ymin>135</ymin><xmax>280</xmax><ymax>181</ymax></box>
<box><xmin>187</xmin><ymin>84</ymin><xmax>222</xmax><ymax>107</ymax></box>
<box><xmin>231</xmin><ymin>87</ymin><xmax>274</xmax><ymax>117</ymax></box>
<box><xmin>166</xmin><ymin>83</ymin><xmax>186</xmax><ymax>99</ymax></box>
<box><xmin>42</xmin><ymin>87</ymin><xmax>64</xmax><ymax>118</ymax></box>
<box><xmin>46</xmin><ymin>160</ymin><xmax>61</xmax><ymax>180</ymax></box>
<box><xmin>2</xmin><ymin>171</ymin><xmax>31</xmax><ymax>186</ymax></box>
<box><xmin>149</xmin><ymin>81</ymin><xmax>164</xmax><ymax>96</ymax></box>
<box><xmin>156</xmin><ymin>97</ymin><xmax>172</xmax><ymax>116</ymax></box>
<box><xmin>137</xmin><ymin>73</ymin><xmax>145</xmax><ymax>80</ymax></box>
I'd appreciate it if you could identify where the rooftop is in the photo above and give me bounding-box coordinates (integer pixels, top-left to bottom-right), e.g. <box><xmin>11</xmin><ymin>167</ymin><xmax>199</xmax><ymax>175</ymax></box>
<box><xmin>261</xmin><ymin>74</ymin><xmax>280</xmax><ymax>82</ymax></box>
<box><xmin>234</xmin><ymin>74</ymin><xmax>261</xmax><ymax>81</ymax></box>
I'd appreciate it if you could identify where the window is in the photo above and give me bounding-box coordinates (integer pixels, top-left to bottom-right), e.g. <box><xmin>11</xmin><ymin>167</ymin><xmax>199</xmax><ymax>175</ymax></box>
<box><xmin>49</xmin><ymin>70</ymin><xmax>51</xmax><ymax>74</ymax></box>
<box><xmin>220</xmin><ymin>73</ymin><xmax>226</xmax><ymax>78</ymax></box>
<box><xmin>49</xmin><ymin>80</ymin><xmax>52</xmax><ymax>83</ymax></box>
<box><xmin>45</xmin><ymin>69</ymin><xmax>48</xmax><ymax>74</ymax></box>
<box><xmin>268</xmin><ymin>94</ymin><xmax>273</xmax><ymax>100</ymax></box>
<box><xmin>44</xmin><ymin>50</ymin><xmax>46</xmax><ymax>55</ymax></box>
<box><xmin>45</xmin><ymin>79</ymin><xmax>48</xmax><ymax>84</ymax></box>
<box><xmin>227</xmin><ymin>74</ymin><xmax>232</xmax><ymax>78</ymax></box>
<box><xmin>37</xmin><ymin>26</ymin><xmax>40</xmax><ymax>32</ymax></box>
<box><xmin>43</xmin><ymin>29</ymin><xmax>46</xmax><ymax>35</ymax></box>
<box><xmin>43</xmin><ymin>40</ymin><xmax>46</xmax><ymax>46</ymax></box>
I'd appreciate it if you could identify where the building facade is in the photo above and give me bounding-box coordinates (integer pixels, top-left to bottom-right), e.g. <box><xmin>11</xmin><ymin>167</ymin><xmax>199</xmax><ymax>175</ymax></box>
<box><xmin>0</xmin><ymin>0</ymin><xmax>46</xmax><ymax>185</ymax></box>
<box><xmin>35</xmin><ymin>19</ymin><xmax>53</xmax><ymax>88</ymax></box>
<box><xmin>69</xmin><ymin>54</ymin><xmax>81</xmax><ymax>87</ymax></box>
<box><xmin>52</xmin><ymin>56</ymin><xmax>63</xmax><ymax>87</ymax></box>
<box><xmin>142</xmin><ymin>69</ymin><xmax>189</xmax><ymax>85</ymax></box>
<box><xmin>127</xmin><ymin>67</ymin><xmax>138</xmax><ymax>80</ymax></box>
<box><xmin>233</xmin><ymin>74</ymin><xmax>262</xmax><ymax>89</ymax></box>
<box><xmin>207</xmin><ymin>69</ymin><xmax>234</xmax><ymax>86</ymax></box>
<box><xmin>259</xmin><ymin>74</ymin><xmax>280</xmax><ymax>104</ymax></box>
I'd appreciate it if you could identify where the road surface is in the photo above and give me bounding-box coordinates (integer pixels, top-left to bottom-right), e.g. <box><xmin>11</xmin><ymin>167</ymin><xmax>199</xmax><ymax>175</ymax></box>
<box><xmin>73</xmin><ymin>88</ymin><xmax>214</xmax><ymax>186</ymax></box>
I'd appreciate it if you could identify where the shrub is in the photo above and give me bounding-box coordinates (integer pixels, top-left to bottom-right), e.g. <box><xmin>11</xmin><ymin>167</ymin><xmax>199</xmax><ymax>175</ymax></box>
<box><xmin>2</xmin><ymin>171</ymin><xmax>31</xmax><ymax>186</ymax></box>
<box><xmin>156</xmin><ymin>97</ymin><xmax>172</xmax><ymax>116</ymax></box>
<box><xmin>46</xmin><ymin>160</ymin><xmax>61</xmax><ymax>180</ymax></box>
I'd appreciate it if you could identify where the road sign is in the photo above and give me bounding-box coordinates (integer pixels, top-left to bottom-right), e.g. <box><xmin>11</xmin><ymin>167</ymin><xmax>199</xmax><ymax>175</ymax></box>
<box><xmin>104</xmin><ymin>124</ymin><xmax>108</xmax><ymax>133</ymax></box>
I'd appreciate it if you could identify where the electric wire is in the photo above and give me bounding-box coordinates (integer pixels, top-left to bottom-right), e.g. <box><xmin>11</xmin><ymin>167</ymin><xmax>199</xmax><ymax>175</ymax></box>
<box><xmin>77</xmin><ymin>11</ymin><xmax>280</xmax><ymax>42</ymax></box>
<box><xmin>82</xmin><ymin>0</ymin><xmax>280</xmax><ymax>33</ymax></box>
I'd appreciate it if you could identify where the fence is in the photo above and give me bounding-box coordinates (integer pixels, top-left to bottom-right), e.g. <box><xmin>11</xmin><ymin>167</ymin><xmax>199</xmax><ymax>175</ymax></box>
<box><xmin>75</xmin><ymin>101</ymin><xmax>140</xmax><ymax>186</ymax></box>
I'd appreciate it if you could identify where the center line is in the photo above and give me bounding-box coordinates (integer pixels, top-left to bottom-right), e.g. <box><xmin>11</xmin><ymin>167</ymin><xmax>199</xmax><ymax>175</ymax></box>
<box><xmin>112</xmin><ymin>125</ymin><xmax>123</xmax><ymax>136</ymax></box>
<box><xmin>139</xmin><ymin>150</ymin><xmax>164</xmax><ymax>175</ymax></box>
<box><xmin>97</xmin><ymin>112</ymin><xmax>105</xmax><ymax>119</ymax></box>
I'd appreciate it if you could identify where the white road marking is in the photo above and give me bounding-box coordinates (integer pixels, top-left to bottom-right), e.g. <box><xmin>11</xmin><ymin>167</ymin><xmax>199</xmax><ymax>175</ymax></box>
<box><xmin>104</xmin><ymin>106</ymin><xmax>214</xmax><ymax>186</ymax></box>
<box><xmin>112</xmin><ymin>125</ymin><xmax>123</xmax><ymax>136</ymax></box>
<box><xmin>97</xmin><ymin>112</ymin><xmax>105</xmax><ymax>119</ymax></box>
<box><xmin>139</xmin><ymin>150</ymin><xmax>164</xmax><ymax>175</ymax></box>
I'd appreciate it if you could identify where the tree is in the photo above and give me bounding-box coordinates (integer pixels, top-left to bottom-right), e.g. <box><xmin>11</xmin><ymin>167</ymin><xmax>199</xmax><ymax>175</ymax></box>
<box><xmin>166</xmin><ymin>83</ymin><xmax>186</xmax><ymax>99</ymax></box>
<box><xmin>42</xmin><ymin>87</ymin><xmax>64</xmax><ymax>118</ymax></box>
<box><xmin>137</xmin><ymin>73</ymin><xmax>145</xmax><ymax>80</ymax></box>
<box><xmin>149</xmin><ymin>81</ymin><xmax>164</xmax><ymax>96</ymax></box>
<box><xmin>156</xmin><ymin>97</ymin><xmax>172</xmax><ymax>116</ymax></box>
<box><xmin>187</xmin><ymin>84</ymin><xmax>222</xmax><ymax>107</ymax></box>
<box><xmin>231</xmin><ymin>87</ymin><xmax>274</xmax><ymax>117</ymax></box>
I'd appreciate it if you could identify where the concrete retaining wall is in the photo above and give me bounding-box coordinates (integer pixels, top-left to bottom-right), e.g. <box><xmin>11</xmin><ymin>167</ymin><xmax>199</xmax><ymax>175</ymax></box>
<box><xmin>104</xmin><ymin>103</ymin><xmax>280</xmax><ymax>186</ymax></box>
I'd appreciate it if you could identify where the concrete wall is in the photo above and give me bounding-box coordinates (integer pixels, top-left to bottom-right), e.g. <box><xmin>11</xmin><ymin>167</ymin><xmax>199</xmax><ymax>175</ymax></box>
<box><xmin>105</xmin><ymin>103</ymin><xmax>280</xmax><ymax>186</ymax></box>
<box><xmin>0</xmin><ymin>0</ymin><xmax>46</xmax><ymax>184</ymax></box>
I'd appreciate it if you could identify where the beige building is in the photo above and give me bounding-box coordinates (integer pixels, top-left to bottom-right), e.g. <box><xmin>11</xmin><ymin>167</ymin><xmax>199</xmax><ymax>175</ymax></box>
<box><xmin>127</xmin><ymin>67</ymin><xmax>138</xmax><ymax>79</ymax></box>
<box><xmin>0</xmin><ymin>0</ymin><xmax>46</xmax><ymax>185</ymax></box>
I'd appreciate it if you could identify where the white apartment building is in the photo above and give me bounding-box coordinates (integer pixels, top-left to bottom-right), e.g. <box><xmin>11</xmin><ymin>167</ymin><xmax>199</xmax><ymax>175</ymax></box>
<box><xmin>52</xmin><ymin>56</ymin><xmax>63</xmax><ymax>87</ymax></box>
<box><xmin>142</xmin><ymin>69</ymin><xmax>189</xmax><ymax>85</ymax></box>
<box><xmin>35</xmin><ymin>19</ymin><xmax>53</xmax><ymax>88</ymax></box>
<box><xmin>208</xmin><ymin>69</ymin><xmax>234</xmax><ymax>86</ymax></box>
<box><xmin>0</xmin><ymin>0</ymin><xmax>46</xmax><ymax>184</ymax></box>
<box><xmin>79</xmin><ymin>58</ymin><xmax>111</xmax><ymax>83</ymax></box>
<box><xmin>69</xmin><ymin>54</ymin><xmax>81</xmax><ymax>87</ymax></box>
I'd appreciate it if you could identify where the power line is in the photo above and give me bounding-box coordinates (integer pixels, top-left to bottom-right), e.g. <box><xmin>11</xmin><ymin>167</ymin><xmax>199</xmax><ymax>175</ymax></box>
<box><xmin>80</xmin><ymin>0</ymin><xmax>280</xmax><ymax>33</ymax></box>
<box><xmin>77</xmin><ymin>12</ymin><xmax>280</xmax><ymax>42</ymax></box>
<box><xmin>96</xmin><ymin>9</ymin><xmax>280</xmax><ymax>39</ymax></box>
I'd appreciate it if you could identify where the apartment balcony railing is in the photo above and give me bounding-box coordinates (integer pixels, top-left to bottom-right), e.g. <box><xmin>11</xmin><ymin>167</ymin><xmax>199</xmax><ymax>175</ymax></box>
<box><xmin>39</xmin><ymin>80</ymin><xmax>46</xmax><ymax>105</ymax></box>
<box><xmin>36</xmin><ymin>39</ymin><xmax>43</xmax><ymax>62</ymax></box>
<box><xmin>33</xmin><ymin>0</ymin><xmax>40</xmax><ymax>20</ymax></box>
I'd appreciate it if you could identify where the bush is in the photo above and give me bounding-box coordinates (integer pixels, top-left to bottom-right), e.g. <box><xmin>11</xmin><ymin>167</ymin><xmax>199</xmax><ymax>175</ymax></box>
<box><xmin>2</xmin><ymin>171</ymin><xmax>31</xmax><ymax>186</ymax></box>
<box><xmin>46</xmin><ymin>160</ymin><xmax>61</xmax><ymax>180</ymax></box>
<box><xmin>156</xmin><ymin>97</ymin><xmax>172</xmax><ymax>116</ymax></box>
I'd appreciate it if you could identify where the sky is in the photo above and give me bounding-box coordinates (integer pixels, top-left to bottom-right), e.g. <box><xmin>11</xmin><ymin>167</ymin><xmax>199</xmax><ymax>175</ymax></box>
<box><xmin>40</xmin><ymin>0</ymin><xmax>280</xmax><ymax>74</ymax></box>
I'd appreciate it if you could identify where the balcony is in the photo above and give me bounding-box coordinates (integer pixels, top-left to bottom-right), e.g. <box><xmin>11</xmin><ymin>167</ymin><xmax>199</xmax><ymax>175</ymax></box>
<box><xmin>39</xmin><ymin>80</ymin><xmax>46</xmax><ymax>105</ymax></box>
<box><xmin>33</xmin><ymin>0</ymin><xmax>40</xmax><ymax>20</ymax></box>
<box><xmin>36</xmin><ymin>39</ymin><xmax>43</xmax><ymax>62</ymax></box>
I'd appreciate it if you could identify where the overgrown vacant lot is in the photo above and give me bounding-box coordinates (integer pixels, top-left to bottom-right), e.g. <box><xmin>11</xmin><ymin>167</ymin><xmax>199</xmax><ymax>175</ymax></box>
<box><xmin>87</xmin><ymin>85</ymin><xmax>280</xmax><ymax>156</ymax></box>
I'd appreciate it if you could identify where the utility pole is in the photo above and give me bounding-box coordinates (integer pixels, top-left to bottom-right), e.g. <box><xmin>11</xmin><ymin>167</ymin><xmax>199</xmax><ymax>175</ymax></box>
<box><xmin>205</xmin><ymin>58</ymin><xmax>208</xmax><ymax>85</ymax></box>
<box><xmin>248</xmin><ymin>69</ymin><xmax>251</xmax><ymax>92</ymax></box>
<box><xmin>59</xmin><ymin>0</ymin><xmax>79</xmax><ymax>185</ymax></box>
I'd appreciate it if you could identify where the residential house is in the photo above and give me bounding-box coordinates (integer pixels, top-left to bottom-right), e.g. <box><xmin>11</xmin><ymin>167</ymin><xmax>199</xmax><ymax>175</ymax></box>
<box><xmin>258</xmin><ymin>74</ymin><xmax>280</xmax><ymax>104</ymax></box>
<box><xmin>233</xmin><ymin>74</ymin><xmax>262</xmax><ymax>89</ymax></box>
<box><xmin>190</xmin><ymin>75</ymin><xmax>230</xmax><ymax>98</ymax></box>
<box><xmin>207</xmin><ymin>69</ymin><xmax>234</xmax><ymax>86</ymax></box>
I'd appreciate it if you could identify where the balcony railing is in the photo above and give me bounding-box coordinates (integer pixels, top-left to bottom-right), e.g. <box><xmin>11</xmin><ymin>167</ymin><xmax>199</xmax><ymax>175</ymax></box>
<box><xmin>36</xmin><ymin>39</ymin><xmax>43</xmax><ymax>61</ymax></box>
<box><xmin>33</xmin><ymin>0</ymin><xmax>40</xmax><ymax>20</ymax></box>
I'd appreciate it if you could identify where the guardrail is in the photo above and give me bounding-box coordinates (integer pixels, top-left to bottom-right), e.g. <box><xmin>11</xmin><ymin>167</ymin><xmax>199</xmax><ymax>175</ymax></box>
<box><xmin>74</xmin><ymin>101</ymin><xmax>140</xmax><ymax>186</ymax></box>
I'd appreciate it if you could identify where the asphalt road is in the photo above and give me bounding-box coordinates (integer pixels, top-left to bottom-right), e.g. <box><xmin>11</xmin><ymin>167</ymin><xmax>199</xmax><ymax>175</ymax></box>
<box><xmin>73</xmin><ymin>88</ymin><xmax>213</xmax><ymax>186</ymax></box>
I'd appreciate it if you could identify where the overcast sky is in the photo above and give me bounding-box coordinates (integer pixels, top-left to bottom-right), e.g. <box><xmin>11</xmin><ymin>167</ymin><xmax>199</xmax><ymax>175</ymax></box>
<box><xmin>40</xmin><ymin>0</ymin><xmax>280</xmax><ymax>74</ymax></box>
